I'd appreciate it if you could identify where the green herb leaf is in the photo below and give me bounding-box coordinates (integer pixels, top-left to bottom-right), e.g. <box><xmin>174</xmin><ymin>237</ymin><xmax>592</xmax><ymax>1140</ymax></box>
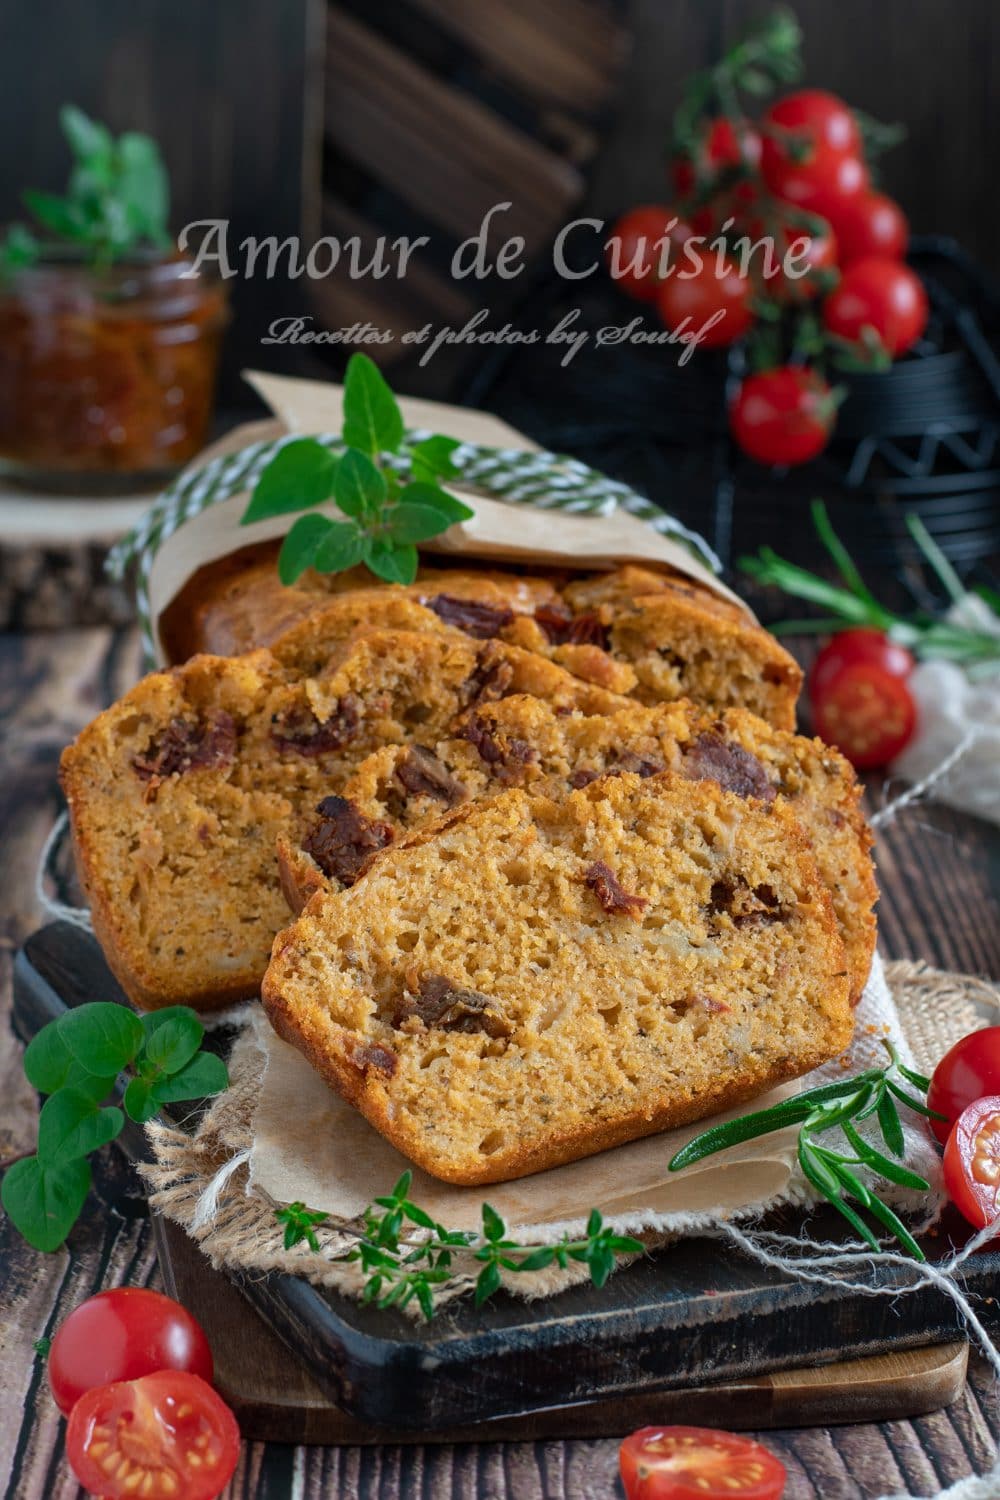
<box><xmin>313</xmin><ymin>521</ymin><xmax>366</xmax><ymax>575</ymax></box>
<box><xmin>37</xmin><ymin>1089</ymin><xmax>123</xmax><ymax>1162</ymax></box>
<box><xmin>150</xmin><ymin>1051</ymin><xmax>228</xmax><ymax>1105</ymax></box>
<box><xmin>876</xmin><ymin>1090</ymin><xmax>905</xmax><ymax>1159</ymax></box>
<box><xmin>365</xmin><ymin>539</ymin><xmax>419</xmax><ymax>585</ymax></box>
<box><xmin>482</xmin><ymin>1204</ymin><xmax>505</xmax><ymax>1243</ymax></box>
<box><xmin>387</xmin><ymin>503</ymin><xmax>460</xmax><ymax>545</ymax></box>
<box><xmin>140</xmin><ymin>1010</ymin><xmax>204</xmax><ymax>1076</ymax></box>
<box><xmin>333</xmin><ymin>449</ymin><xmax>387</xmax><ymax>520</ymax></box>
<box><xmin>342</xmin><ymin>353</ymin><xmax>405</xmax><ymax>457</ymax></box>
<box><xmin>1</xmin><ymin>1156</ymin><xmax>92</xmax><ymax>1253</ymax></box>
<box><xmin>243</xmin><ymin>438</ymin><xmax>338</xmax><ymax>525</ymax></box>
<box><xmin>123</xmin><ymin>1077</ymin><xmax>158</xmax><ymax>1124</ymax></box>
<box><xmin>59</xmin><ymin>1003</ymin><xmax>144</xmax><ymax>1078</ymax></box>
<box><xmin>61</xmin><ymin>106</ymin><xmax>113</xmax><ymax>169</ymax></box>
<box><xmin>23</xmin><ymin>189</ymin><xmax>86</xmax><ymax>241</ymax></box>
<box><xmin>34</xmin><ymin>1337</ymin><xmax>51</xmax><ymax>1359</ymax></box>
<box><xmin>396</xmin><ymin>482</ymin><xmax>475</xmax><ymax>526</ymax></box>
<box><xmin>278</xmin><ymin>514</ymin><xmax>334</xmax><ymax>585</ymax></box>
<box><xmin>0</xmin><ymin>222</ymin><xmax>40</xmax><ymax>270</ymax></box>
<box><xmin>474</xmin><ymin>1259</ymin><xmax>503</xmax><ymax>1306</ymax></box>
<box><xmin>409</xmin><ymin>436</ymin><xmax>460</xmax><ymax>484</ymax></box>
<box><xmin>23</xmin><ymin>1023</ymin><xmax>76</xmax><ymax>1094</ymax></box>
<box><xmin>116</xmin><ymin>133</ymin><xmax>170</xmax><ymax>245</ymax></box>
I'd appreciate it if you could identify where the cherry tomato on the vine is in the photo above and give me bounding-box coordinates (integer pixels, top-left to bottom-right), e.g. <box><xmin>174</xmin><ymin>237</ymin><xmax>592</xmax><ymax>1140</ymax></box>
<box><xmin>763</xmin><ymin>146</ymin><xmax>868</xmax><ymax>222</ymax></box>
<box><xmin>943</xmin><ymin>1096</ymin><xmax>1000</xmax><ymax>1233</ymax></box>
<box><xmin>759</xmin><ymin>217</ymin><xmax>838</xmax><ymax>300</ymax></box>
<box><xmin>619</xmin><ymin>1425</ymin><xmax>787</xmax><ymax>1499</ymax></box>
<box><xmin>826</xmin><ymin>191</ymin><xmax>909</xmax><ymax>266</ymax></box>
<box><xmin>928</xmin><ymin>1029</ymin><xmax>1000</xmax><ymax>1146</ymax></box>
<box><xmin>730</xmin><ymin>366</ymin><xmax>836</xmax><ymax>467</ymax></box>
<box><xmin>823</xmin><ymin>256</ymin><xmax>928</xmax><ymax>357</ymax></box>
<box><xmin>762</xmin><ymin>89</ymin><xmax>862</xmax><ymax>165</ymax></box>
<box><xmin>671</xmin><ymin>117</ymin><xmax>762</xmax><ymax>198</ymax></box>
<box><xmin>655</xmin><ymin>255</ymin><xmax>754</xmax><ymax>349</ymax></box>
<box><xmin>606</xmin><ymin>206</ymin><xmax>696</xmax><ymax>302</ymax></box>
<box><xmin>48</xmin><ymin>1288</ymin><xmax>214</xmax><ymax>1417</ymax></box>
<box><xmin>811</xmin><ymin>629</ymin><xmax>915</xmax><ymax>696</ymax></box>
<box><xmin>66</xmin><ymin>1370</ymin><xmax>240</xmax><ymax>1500</ymax></box>
<box><xmin>809</xmin><ymin>656</ymin><xmax>917</xmax><ymax>769</ymax></box>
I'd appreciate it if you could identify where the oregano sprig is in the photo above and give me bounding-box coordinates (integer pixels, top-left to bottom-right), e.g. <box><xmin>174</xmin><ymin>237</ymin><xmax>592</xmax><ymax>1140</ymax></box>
<box><xmin>240</xmin><ymin>353</ymin><xmax>474</xmax><ymax>588</ymax></box>
<box><xmin>670</xmin><ymin>1041</ymin><xmax>944</xmax><ymax>1261</ymax></box>
<box><xmin>275</xmin><ymin>1170</ymin><xmax>644</xmax><ymax>1320</ymax></box>
<box><xmin>3</xmin><ymin>1003</ymin><xmax>228</xmax><ymax>1252</ymax></box>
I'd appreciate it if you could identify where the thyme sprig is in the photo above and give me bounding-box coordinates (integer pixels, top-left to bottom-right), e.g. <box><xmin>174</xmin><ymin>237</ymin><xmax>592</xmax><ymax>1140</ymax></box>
<box><xmin>275</xmin><ymin>1171</ymin><xmax>644</xmax><ymax>1320</ymax></box>
<box><xmin>670</xmin><ymin>1041</ymin><xmax>945</xmax><ymax>1261</ymax></box>
<box><xmin>741</xmin><ymin>499</ymin><xmax>1000</xmax><ymax>672</ymax></box>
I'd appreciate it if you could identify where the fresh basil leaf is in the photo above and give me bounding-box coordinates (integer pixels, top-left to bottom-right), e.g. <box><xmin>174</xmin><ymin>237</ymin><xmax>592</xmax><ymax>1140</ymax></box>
<box><xmin>150</xmin><ymin>1051</ymin><xmax>229</xmax><ymax>1105</ymax></box>
<box><xmin>386</xmin><ymin>503</ymin><xmax>456</xmax><ymax>545</ymax></box>
<box><xmin>278</xmin><ymin>513</ymin><xmax>333</xmax><ymax>585</ymax></box>
<box><xmin>334</xmin><ymin>449</ymin><xmax>387</xmax><ymax>520</ymax></box>
<box><xmin>1</xmin><ymin>1156</ymin><xmax>92</xmax><ymax>1253</ymax></box>
<box><xmin>37</xmin><ymin>1089</ymin><xmax>123</xmax><ymax>1163</ymax></box>
<box><xmin>124</xmin><ymin>1077</ymin><xmax>158</xmax><ymax>1124</ymax></box>
<box><xmin>397</xmin><ymin>482</ymin><xmax>474</xmax><ymax>525</ymax></box>
<box><xmin>116</xmin><ymin>133</ymin><xmax>170</xmax><ymax>243</ymax></box>
<box><xmin>242</xmin><ymin>439</ymin><xmax>338</xmax><ymax>525</ymax></box>
<box><xmin>409</xmin><ymin>435</ymin><xmax>460</xmax><ymax>483</ymax></box>
<box><xmin>365</xmin><ymin>539</ymin><xmax>418</xmax><ymax>585</ymax></box>
<box><xmin>60</xmin><ymin>106</ymin><xmax>113</xmax><ymax>169</ymax></box>
<box><xmin>23</xmin><ymin>1022</ymin><xmax>74</xmax><ymax>1094</ymax></box>
<box><xmin>313</xmin><ymin>521</ymin><xmax>366</xmax><ymax>576</ymax></box>
<box><xmin>59</xmin><ymin>1003</ymin><xmax>143</xmax><ymax>1077</ymax></box>
<box><xmin>140</xmin><ymin>1011</ymin><xmax>203</xmax><ymax>1076</ymax></box>
<box><xmin>342</xmin><ymin>353</ymin><xmax>404</xmax><ymax>457</ymax></box>
<box><xmin>23</xmin><ymin>189</ymin><xmax>87</xmax><ymax>241</ymax></box>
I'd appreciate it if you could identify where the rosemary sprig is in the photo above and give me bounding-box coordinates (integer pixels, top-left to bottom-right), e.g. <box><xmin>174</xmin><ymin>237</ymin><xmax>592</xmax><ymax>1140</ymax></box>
<box><xmin>275</xmin><ymin>1172</ymin><xmax>644</xmax><ymax>1320</ymax></box>
<box><xmin>670</xmin><ymin>1042</ymin><xmax>946</xmax><ymax>1261</ymax></box>
<box><xmin>741</xmin><ymin>499</ymin><xmax>1000</xmax><ymax>670</ymax></box>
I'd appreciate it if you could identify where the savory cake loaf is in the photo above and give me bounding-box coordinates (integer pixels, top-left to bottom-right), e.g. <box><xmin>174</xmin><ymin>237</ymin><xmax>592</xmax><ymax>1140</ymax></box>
<box><xmin>61</xmin><ymin>632</ymin><xmax>627</xmax><ymax>1010</ymax></box>
<box><xmin>262</xmin><ymin>772</ymin><xmax>854</xmax><ymax>1185</ymax></box>
<box><xmin>280</xmin><ymin>695</ymin><xmax>876</xmax><ymax>1005</ymax></box>
<box><xmin>162</xmin><ymin>543</ymin><xmax>801</xmax><ymax>729</ymax></box>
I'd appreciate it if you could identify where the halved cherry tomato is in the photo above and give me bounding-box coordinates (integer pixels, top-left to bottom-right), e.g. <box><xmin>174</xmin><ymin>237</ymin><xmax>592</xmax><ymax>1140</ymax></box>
<box><xmin>606</xmin><ymin>207</ymin><xmax>696</xmax><ymax>302</ymax></box>
<box><xmin>66</xmin><ymin>1370</ymin><xmax>240</xmax><ymax>1500</ymax></box>
<box><xmin>763</xmin><ymin>147</ymin><xmax>868</xmax><ymax>222</ymax></box>
<box><xmin>822</xmin><ymin>256</ymin><xmax>929</xmax><ymax>357</ymax></box>
<box><xmin>929</xmin><ymin>1029</ymin><xmax>1000</xmax><ymax>1146</ymax></box>
<box><xmin>48</xmin><ymin>1288</ymin><xmax>214</xmax><ymax>1417</ymax></box>
<box><xmin>671</xmin><ymin>117</ymin><xmax>762</xmax><ymax>198</ymax></box>
<box><xmin>729</xmin><ymin>367</ymin><xmax>835</xmax><ymax>467</ymax></box>
<box><xmin>810</xmin><ymin>658</ymin><xmax>917</xmax><ymax>769</ymax></box>
<box><xmin>943</xmin><ymin>1096</ymin><xmax>1000</xmax><ymax>1233</ymax></box>
<box><xmin>620</xmin><ymin>1425</ymin><xmax>787</xmax><ymax>1499</ymax></box>
<box><xmin>762</xmin><ymin>89</ymin><xmax>861</xmax><ymax>165</ymax></box>
<box><xmin>811</xmin><ymin>629</ymin><xmax>915</xmax><ymax>697</ymax></box>
<box><xmin>825</xmin><ymin>191</ymin><xmax>909</xmax><ymax>266</ymax></box>
<box><xmin>656</xmin><ymin>255</ymin><xmax>754</xmax><ymax>349</ymax></box>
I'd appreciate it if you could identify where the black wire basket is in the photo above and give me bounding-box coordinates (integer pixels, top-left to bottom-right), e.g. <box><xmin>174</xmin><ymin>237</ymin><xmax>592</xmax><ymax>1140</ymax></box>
<box><xmin>465</xmin><ymin>236</ymin><xmax>1000</xmax><ymax>604</ymax></box>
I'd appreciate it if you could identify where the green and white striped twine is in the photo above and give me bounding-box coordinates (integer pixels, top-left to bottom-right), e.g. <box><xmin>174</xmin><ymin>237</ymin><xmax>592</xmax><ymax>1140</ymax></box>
<box><xmin>107</xmin><ymin>432</ymin><xmax>720</xmax><ymax>664</ymax></box>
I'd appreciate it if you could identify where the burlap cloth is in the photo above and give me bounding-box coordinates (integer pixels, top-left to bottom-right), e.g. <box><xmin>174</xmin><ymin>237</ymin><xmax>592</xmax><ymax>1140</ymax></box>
<box><xmin>140</xmin><ymin>958</ymin><xmax>1000</xmax><ymax>1311</ymax></box>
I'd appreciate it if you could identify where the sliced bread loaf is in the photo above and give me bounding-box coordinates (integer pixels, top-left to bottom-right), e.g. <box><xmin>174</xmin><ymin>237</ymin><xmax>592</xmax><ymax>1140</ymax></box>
<box><xmin>263</xmin><ymin>771</ymin><xmax>854</xmax><ymax>1185</ymax></box>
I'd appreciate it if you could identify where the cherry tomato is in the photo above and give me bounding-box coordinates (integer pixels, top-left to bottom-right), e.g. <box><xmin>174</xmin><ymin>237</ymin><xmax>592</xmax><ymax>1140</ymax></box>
<box><xmin>810</xmin><ymin>658</ymin><xmax>917</xmax><ymax>769</ymax></box>
<box><xmin>811</xmin><ymin>629</ymin><xmax>916</xmax><ymax>697</ymax></box>
<box><xmin>763</xmin><ymin>147</ymin><xmax>868</xmax><ymax>221</ymax></box>
<box><xmin>928</xmin><ymin>1029</ymin><xmax>1000</xmax><ymax>1145</ymax></box>
<box><xmin>620</xmin><ymin>1425</ymin><xmax>787</xmax><ymax>1499</ymax></box>
<box><xmin>759</xmin><ymin>217</ymin><xmax>838</xmax><ymax>301</ymax></box>
<box><xmin>943</xmin><ymin>1096</ymin><xmax>1000</xmax><ymax>1233</ymax></box>
<box><xmin>48</xmin><ymin>1288</ymin><xmax>213</xmax><ymax>1417</ymax></box>
<box><xmin>66</xmin><ymin>1370</ymin><xmax>240</xmax><ymax>1500</ymax></box>
<box><xmin>606</xmin><ymin>207</ymin><xmax>696</xmax><ymax>302</ymax></box>
<box><xmin>730</xmin><ymin>367</ymin><xmax>835</xmax><ymax>467</ymax></box>
<box><xmin>825</xmin><ymin>191</ymin><xmax>909</xmax><ymax>266</ymax></box>
<box><xmin>671</xmin><ymin>117</ymin><xmax>762</xmax><ymax>198</ymax></box>
<box><xmin>762</xmin><ymin>89</ymin><xmax>862</xmax><ymax>164</ymax></box>
<box><xmin>822</xmin><ymin>256</ymin><xmax>929</xmax><ymax>357</ymax></box>
<box><xmin>656</xmin><ymin>255</ymin><xmax>754</xmax><ymax>349</ymax></box>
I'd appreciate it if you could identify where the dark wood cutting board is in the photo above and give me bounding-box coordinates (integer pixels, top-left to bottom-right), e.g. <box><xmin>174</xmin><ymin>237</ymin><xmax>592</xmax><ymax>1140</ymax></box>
<box><xmin>13</xmin><ymin>923</ymin><xmax>996</xmax><ymax>1436</ymax></box>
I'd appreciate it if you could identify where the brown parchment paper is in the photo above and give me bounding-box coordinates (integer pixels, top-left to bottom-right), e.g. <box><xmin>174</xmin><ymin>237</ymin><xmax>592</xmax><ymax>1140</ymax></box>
<box><xmin>146</xmin><ymin>370</ymin><xmax>747</xmax><ymax>666</ymax></box>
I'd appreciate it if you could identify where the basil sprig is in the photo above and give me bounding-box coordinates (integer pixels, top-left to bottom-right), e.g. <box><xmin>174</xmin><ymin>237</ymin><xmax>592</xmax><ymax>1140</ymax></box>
<box><xmin>3</xmin><ymin>1003</ymin><xmax>227</xmax><ymax>1252</ymax></box>
<box><xmin>670</xmin><ymin>1042</ymin><xmax>945</xmax><ymax>1260</ymax></box>
<box><xmin>240</xmin><ymin>353</ymin><xmax>474</xmax><ymax>587</ymax></box>
<box><xmin>1</xmin><ymin>106</ymin><xmax>170</xmax><ymax>271</ymax></box>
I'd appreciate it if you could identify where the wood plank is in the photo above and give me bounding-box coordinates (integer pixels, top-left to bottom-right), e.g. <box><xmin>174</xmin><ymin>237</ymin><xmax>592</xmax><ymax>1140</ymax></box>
<box><xmin>324</xmin><ymin>9</ymin><xmax>583</xmax><ymax>251</ymax></box>
<box><xmin>408</xmin><ymin>0</ymin><xmax>627</xmax><ymax>112</ymax></box>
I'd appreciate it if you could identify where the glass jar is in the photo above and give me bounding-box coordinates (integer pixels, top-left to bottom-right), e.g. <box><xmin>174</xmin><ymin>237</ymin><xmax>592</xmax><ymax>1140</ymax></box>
<box><xmin>0</xmin><ymin>251</ymin><xmax>229</xmax><ymax>492</ymax></box>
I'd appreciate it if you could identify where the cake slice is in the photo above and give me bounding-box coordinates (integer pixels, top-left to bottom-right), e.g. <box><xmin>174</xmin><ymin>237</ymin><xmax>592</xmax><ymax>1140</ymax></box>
<box><xmin>280</xmin><ymin>695</ymin><xmax>876</xmax><ymax>1004</ymax></box>
<box><xmin>263</xmin><ymin>772</ymin><xmax>854</xmax><ymax>1185</ymax></box>
<box><xmin>60</xmin><ymin>632</ymin><xmax>628</xmax><ymax>1011</ymax></box>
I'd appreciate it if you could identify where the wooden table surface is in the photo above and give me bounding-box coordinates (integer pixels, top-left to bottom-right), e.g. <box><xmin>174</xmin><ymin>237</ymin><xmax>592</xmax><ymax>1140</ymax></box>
<box><xmin>3</xmin><ymin>623</ymin><xmax>1000</xmax><ymax>1500</ymax></box>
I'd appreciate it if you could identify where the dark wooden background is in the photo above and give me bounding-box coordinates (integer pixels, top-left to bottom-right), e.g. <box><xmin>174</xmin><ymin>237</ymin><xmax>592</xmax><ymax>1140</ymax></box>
<box><xmin>1</xmin><ymin>0</ymin><xmax>997</xmax><ymax>403</ymax></box>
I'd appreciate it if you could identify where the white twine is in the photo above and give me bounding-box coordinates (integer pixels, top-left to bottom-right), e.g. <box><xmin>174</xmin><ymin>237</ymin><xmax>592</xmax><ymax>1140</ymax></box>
<box><xmin>189</xmin><ymin>1147</ymin><xmax>252</xmax><ymax>1232</ymax></box>
<box><xmin>34</xmin><ymin>810</ymin><xmax>93</xmax><ymax>932</ymax></box>
<box><xmin>871</xmin><ymin>729</ymin><xmax>982</xmax><ymax>829</ymax></box>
